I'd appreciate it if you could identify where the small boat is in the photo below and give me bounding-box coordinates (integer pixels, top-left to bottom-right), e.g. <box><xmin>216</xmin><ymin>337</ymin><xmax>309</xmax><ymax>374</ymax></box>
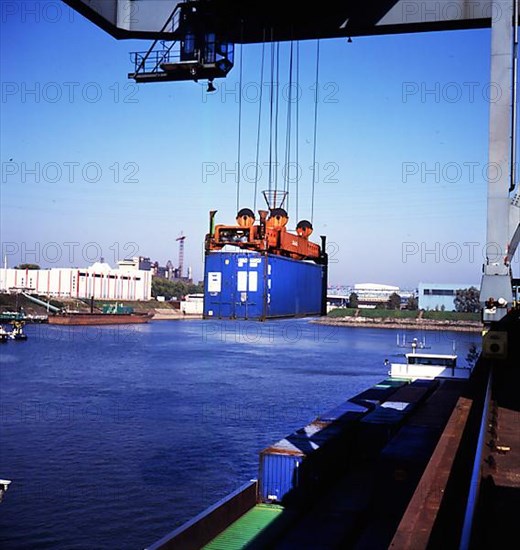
<box><xmin>387</xmin><ymin>351</ymin><xmax>471</xmax><ymax>380</ymax></box>
<box><xmin>9</xmin><ymin>321</ymin><xmax>28</xmax><ymax>341</ymax></box>
<box><xmin>0</xmin><ymin>479</ymin><xmax>12</xmax><ymax>503</ymax></box>
<box><xmin>0</xmin><ymin>326</ymin><xmax>9</xmax><ymax>343</ymax></box>
<box><xmin>0</xmin><ymin>311</ymin><xmax>26</xmax><ymax>322</ymax></box>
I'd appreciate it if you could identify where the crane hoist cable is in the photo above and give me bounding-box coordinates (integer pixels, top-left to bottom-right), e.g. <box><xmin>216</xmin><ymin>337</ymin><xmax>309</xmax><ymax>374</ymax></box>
<box><xmin>274</xmin><ymin>41</ymin><xmax>281</xmax><ymax>194</ymax></box>
<box><xmin>253</xmin><ymin>38</ymin><xmax>266</xmax><ymax>212</ymax></box>
<box><xmin>284</xmin><ymin>40</ymin><xmax>295</xmax><ymax>213</ymax></box>
<box><xmin>311</xmin><ymin>39</ymin><xmax>321</xmax><ymax>224</ymax></box>
<box><xmin>268</xmin><ymin>35</ymin><xmax>275</xmax><ymax>194</ymax></box>
<box><xmin>268</xmin><ymin>39</ymin><xmax>281</xmax><ymax>196</ymax></box>
<box><xmin>295</xmin><ymin>41</ymin><xmax>300</xmax><ymax>221</ymax></box>
<box><xmin>236</xmin><ymin>42</ymin><xmax>244</xmax><ymax>211</ymax></box>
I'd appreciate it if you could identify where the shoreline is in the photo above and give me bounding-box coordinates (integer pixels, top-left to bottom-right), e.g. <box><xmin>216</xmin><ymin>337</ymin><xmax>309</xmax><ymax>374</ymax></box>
<box><xmin>151</xmin><ymin>314</ymin><xmax>202</xmax><ymax>320</ymax></box>
<box><xmin>311</xmin><ymin>317</ymin><xmax>483</xmax><ymax>333</ymax></box>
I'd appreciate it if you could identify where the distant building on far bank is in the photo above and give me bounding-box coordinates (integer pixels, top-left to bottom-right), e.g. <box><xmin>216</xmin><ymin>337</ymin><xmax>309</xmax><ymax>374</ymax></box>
<box><xmin>354</xmin><ymin>283</ymin><xmax>403</xmax><ymax>308</ymax></box>
<box><xmin>151</xmin><ymin>260</ymin><xmax>193</xmax><ymax>284</ymax></box>
<box><xmin>0</xmin><ymin>258</ymin><xmax>152</xmax><ymax>301</ymax></box>
<box><xmin>326</xmin><ymin>283</ymin><xmax>416</xmax><ymax>310</ymax></box>
<box><xmin>418</xmin><ymin>282</ymin><xmax>480</xmax><ymax>311</ymax></box>
<box><xmin>180</xmin><ymin>293</ymin><xmax>204</xmax><ymax>315</ymax></box>
<box><xmin>118</xmin><ymin>256</ymin><xmax>151</xmax><ymax>271</ymax></box>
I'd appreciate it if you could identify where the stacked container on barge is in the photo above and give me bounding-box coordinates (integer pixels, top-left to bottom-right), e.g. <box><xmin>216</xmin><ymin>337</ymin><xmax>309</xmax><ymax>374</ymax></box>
<box><xmin>203</xmin><ymin>192</ymin><xmax>328</xmax><ymax>320</ymax></box>
<box><xmin>147</xmin><ymin>371</ymin><xmax>474</xmax><ymax>550</ymax></box>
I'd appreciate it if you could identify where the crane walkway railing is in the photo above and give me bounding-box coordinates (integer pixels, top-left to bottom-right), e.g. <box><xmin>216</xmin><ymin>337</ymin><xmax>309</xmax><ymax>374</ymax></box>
<box><xmin>131</xmin><ymin>3</ymin><xmax>182</xmax><ymax>78</ymax></box>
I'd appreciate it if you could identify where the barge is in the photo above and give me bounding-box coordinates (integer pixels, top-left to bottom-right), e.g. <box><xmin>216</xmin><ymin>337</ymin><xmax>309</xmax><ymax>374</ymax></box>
<box><xmin>145</xmin><ymin>362</ymin><xmax>473</xmax><ymax>549</ymax></box>
<box><xmin>48</xmin><ymin>302</ymin><xmax>152</xmax><ymax>325</ymax></box>
<box><xmin>47</xmin><ymin>311</ymin><xmax>152</xmax><ymax>325</ymax></box>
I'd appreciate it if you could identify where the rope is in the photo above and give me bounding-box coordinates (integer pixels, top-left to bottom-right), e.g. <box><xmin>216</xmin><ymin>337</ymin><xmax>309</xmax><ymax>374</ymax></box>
<box><xmin>311</xmin><ymin>39</ymin><xmax>320</xmax><ymax>224</ymax></box>
<box><xmin>253</xmin><ymin>39</ymin><xmax>266</xmax><ymax>212</ymax></box>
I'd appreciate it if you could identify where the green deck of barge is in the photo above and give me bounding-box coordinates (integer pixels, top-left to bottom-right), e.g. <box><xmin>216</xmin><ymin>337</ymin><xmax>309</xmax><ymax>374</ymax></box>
<box><xmin>202</xmin><ymin>504</ymin><xmax>289</xmax><ymax>549</ymax></box>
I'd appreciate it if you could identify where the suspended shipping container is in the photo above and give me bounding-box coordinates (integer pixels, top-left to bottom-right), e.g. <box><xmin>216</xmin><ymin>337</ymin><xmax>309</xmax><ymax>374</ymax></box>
<box><xmin>203</xmin><ymin>251</ymin><xmax>326</xmax><ymax>320</ymax></box>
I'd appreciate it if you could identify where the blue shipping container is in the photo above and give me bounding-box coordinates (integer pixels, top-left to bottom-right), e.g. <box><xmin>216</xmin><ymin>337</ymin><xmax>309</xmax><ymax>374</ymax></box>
<box><xmin>380</xmin><ymin>425</ymin><xmax>440</xmax><ymax>465</ymax></box>
<box><xmin>259</xmin><ymin>421</ymin><xmax>345</xmax><ymax>503</ymax></box>
<box><xmin>357</xmin><ymin>402</ymin><xmax>411</xmax><ymax>457</ymax></box>
<box><xmin>349</xmin><ymin>381</ymin><xmax>408</xmax><ymax>408</ymax></box>
<box><xmin>317</xmin><ymin>400</ymin><xmax>371</xmax><ymax>424</ymax></box>
<box><xmin>203</xmin><ymin>251</ymin><xmax>324</xmax><ymax>320</ymax></box>
<box><xmin>259</xmin><ymin>448</ymin><xmax>304</xmax><ymax>503</ymax></box>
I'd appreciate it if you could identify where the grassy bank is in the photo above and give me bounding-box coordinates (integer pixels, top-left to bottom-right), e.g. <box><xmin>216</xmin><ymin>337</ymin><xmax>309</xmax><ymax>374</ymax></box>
<box><xmin>327</xmin><ymin>308</ymin><xmax>480</xmax><ymax>322</ymax></box>
<box><xmin>0</xmin><ymin>293</ymin><xmax>178</xmax><ymax>316</ymax></box>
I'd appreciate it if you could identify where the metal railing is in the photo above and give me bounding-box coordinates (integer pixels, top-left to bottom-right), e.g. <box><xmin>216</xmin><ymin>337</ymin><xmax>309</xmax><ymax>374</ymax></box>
<box><xmin>130</xmin><ymin>44</ymin><xmax>180</xmax><ymax>75</ymax></box>
<box><xmin>131</xmin><ymin>2</ymin><xmax>182</xmax><ymax>77</ymax></box>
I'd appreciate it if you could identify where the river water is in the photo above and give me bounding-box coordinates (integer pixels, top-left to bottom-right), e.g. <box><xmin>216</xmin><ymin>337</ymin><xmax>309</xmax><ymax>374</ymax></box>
<box><xmin>0</xmin><ymin>319</ymin><xmax>479</xmax><ymax>549</ymax></box>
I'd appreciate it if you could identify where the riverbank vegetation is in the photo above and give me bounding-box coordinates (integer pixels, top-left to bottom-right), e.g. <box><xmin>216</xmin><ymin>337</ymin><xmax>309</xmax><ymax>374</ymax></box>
<box><xmin>327</xmin><ymin>308</ymin><xmax>480</xmax><ymax>322</ymax></box>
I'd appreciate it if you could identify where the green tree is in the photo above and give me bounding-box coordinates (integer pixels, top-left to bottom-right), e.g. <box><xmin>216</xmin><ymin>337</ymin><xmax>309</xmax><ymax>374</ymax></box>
<box><xmin>152</xmin><ymin>278</ymin><xmax>203</xmax><ymax>300</ymax></box>
<box><xmin>466</xmin><ymin>343</ymin><xmax>480</xmax><ymax>368</ymax></box>
<box><xmin>16</xmin><ymin>264</ymin><xmax>40</xmax><ymax>269</ymax></box>
<box><xmin>387</xmin><ymin>292</ymin><xmax>401</xmax><ymax>310</ymax></box>
<box><xmin>454</xmin><ymin>287</ymin><xmax>480</xmax><ymax>313</ymax></box>
<box><xmin>348</xmin><ymin>292</ymin><xmax>359</xmax><ymax>308</ymax></box>
<box><xmin>406</xmin><ymin>296</ymin><xmax>418</xmax><ymax>310</ymax></box>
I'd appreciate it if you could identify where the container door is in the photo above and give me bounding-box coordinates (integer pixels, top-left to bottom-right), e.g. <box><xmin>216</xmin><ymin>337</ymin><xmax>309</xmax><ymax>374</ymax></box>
<box><xmin>259</xmin><ymin>453</ymin><xmax>303</xmax><ymax>503</ymax></box>
<box><xmin>204</xmin><ymin>252</ymin><xmax>264</xmax><ymax>319</ymax></box>
<box><xmin>219</xmin><ymin>254</ymin><xmax>237</xmax><ymax>318</ymax></box>
<box><xmin>204</xmin><ymin>252</ymin><xmax>236</xmax><ymax>318</ymax></box>
<box><xmin>234</xmin><ymin>255</ymin><xmax>264</xmax><ymax>319</ymax></box>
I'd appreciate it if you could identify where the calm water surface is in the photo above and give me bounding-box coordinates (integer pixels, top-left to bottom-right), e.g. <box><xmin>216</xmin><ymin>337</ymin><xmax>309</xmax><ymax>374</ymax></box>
<box><xmin>0</xmin><ymin>319</ymin><xmax>479</xmax><ymax>549</ymax></box>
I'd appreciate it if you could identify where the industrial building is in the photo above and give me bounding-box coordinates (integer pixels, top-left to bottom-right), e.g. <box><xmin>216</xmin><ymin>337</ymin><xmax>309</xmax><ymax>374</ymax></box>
<box><xmin>326</xmin><ymin>284</ymin><xmax>417</xmax><ymax>311</ymax></box>
<box><xmin>0</xmin><ymin>258</ymin><xmax>152</xmax><ymax>301</ymax></box>
<box><xmin>150</xmin><ymin>233</ymin><xmax>193</xmax><ymax>283</ymax></box>
<box><xmin>352</xmin><ymin>283</ymin><xmax>401</xmax><ymax>308</ymax></box>
<box><xmin>418</xmin><ymin>282</ymin><xmax>479</xmax><ymax>311</ymax></box>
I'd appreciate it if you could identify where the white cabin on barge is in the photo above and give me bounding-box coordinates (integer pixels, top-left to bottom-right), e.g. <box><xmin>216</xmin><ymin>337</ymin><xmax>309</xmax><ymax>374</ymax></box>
<box><xmin>389</xmin><ymin>352</ymin><xmax>471</xmax><ymax>380</ymax></box>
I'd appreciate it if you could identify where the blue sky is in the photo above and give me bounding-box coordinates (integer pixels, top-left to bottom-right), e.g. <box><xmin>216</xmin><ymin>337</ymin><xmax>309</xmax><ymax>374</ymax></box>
<box><xmin>1</xmin><ymin>2</ymin><xmax>515</xmax><ymax>288</ymax></box>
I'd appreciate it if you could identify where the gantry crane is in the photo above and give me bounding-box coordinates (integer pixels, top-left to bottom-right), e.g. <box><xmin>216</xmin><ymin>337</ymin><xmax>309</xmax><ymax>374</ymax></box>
<box><xmin>62</xmin><ymin>0</ymin><xmax>520</xmax><ymax>325</ymax></box>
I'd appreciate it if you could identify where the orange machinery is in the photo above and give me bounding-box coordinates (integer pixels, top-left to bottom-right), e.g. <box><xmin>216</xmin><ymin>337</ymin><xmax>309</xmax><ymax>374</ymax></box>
<box><xmin>205</xmin><ymin>208</ymin><xmax>324</xmax><ymax>262</ymax></box>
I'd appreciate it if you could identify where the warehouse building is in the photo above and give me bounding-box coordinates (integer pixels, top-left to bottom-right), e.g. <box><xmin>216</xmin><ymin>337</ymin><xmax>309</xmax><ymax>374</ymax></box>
<box><xmin>353</xmin><ymin>283</ymin><xmax>401</xmax><ymax>308</ymax></box>
<box><xmin>0</xmin><ymin>259</ymin><xmax>152</xmax><ymax>301</ymax></box>
<box><xmin>418</xmin><ymin>282</ymin><xmax>479</xmax><ymax>311</ymax></box>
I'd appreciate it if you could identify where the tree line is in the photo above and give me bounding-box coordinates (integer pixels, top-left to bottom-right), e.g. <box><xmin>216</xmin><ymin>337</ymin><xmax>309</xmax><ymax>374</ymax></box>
<box><xmin>346</xmin><ymin>287</ymin><xmax>480</xmax><ymax>312</ymax></box>
<box><xmin>152</xmin><ymin>278</ymin><xmax>203</xmax><ymax>300</ymax></box>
